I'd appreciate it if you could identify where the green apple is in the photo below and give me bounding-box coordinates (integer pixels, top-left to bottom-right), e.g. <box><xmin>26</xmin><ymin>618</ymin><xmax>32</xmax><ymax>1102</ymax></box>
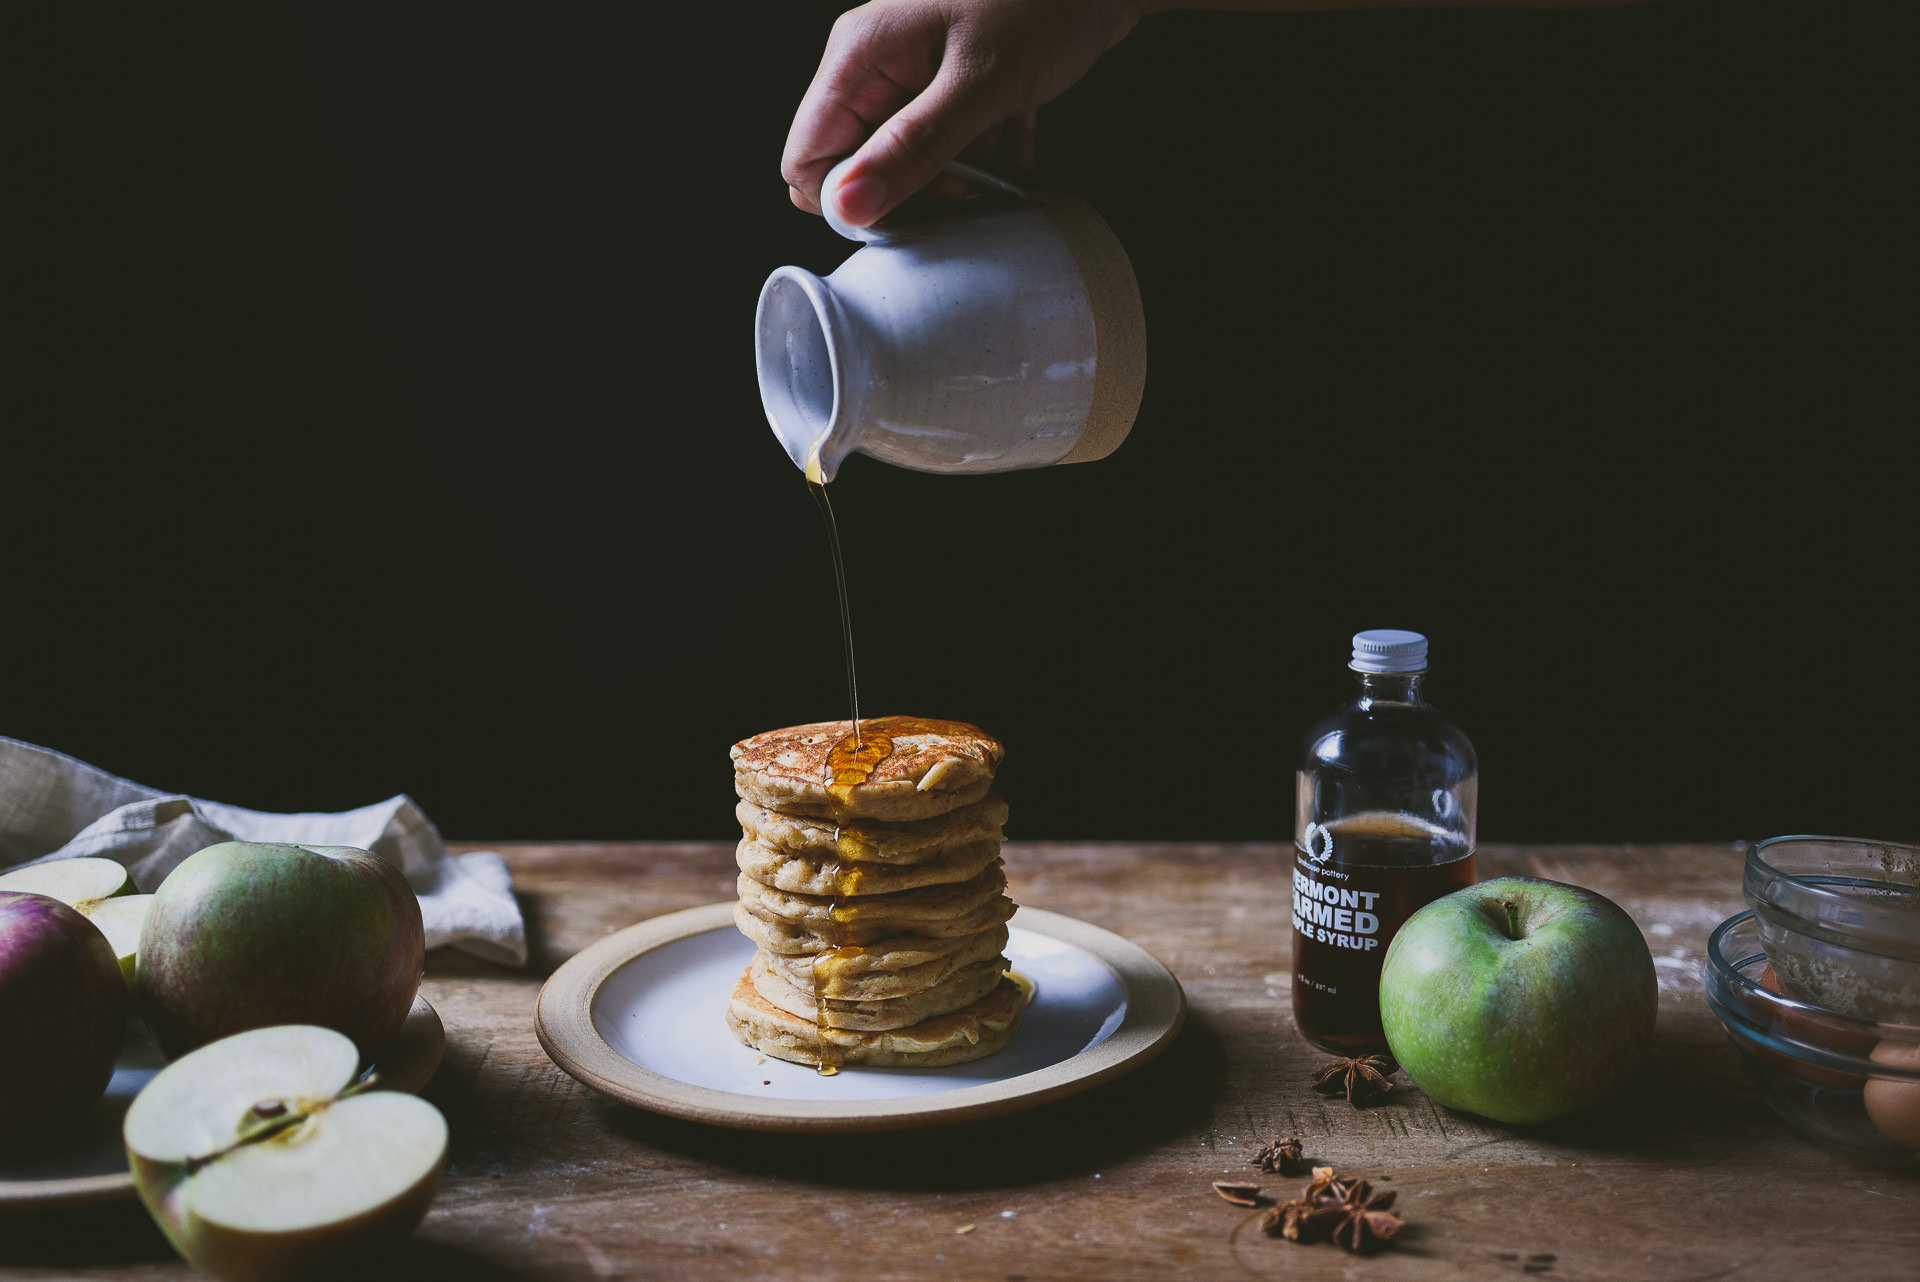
<box><xmin>139</xmin><ymin>842</ymin><xmax>424</xmax><ymax>1058</ymax></box>
<box><xmin>0</xmin><ymin>891</ymin><xmax>128</xmax><ymax>1141</ymax></box>
<box><xmin>1379</xmin><ymin>876</ymin><xmax>1657</xmax><ymax>1124</ymax></box>
<box><xmin>124</xmin><ymin>1023</ymin><xmax>448</xmax><ymax>1282</ymax></box>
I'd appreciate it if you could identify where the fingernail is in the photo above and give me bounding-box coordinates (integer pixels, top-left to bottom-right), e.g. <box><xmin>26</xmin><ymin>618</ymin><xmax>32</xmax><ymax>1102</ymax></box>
<box><xmin>834</xmin><ymin>172</ymin><xmax>888</xmax><ymax>226</ymax></box>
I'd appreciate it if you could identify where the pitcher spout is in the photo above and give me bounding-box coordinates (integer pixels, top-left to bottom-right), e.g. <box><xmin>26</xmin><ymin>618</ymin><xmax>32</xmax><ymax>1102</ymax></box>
<box><xmin>754</xmin><ymin>266</ymin><xmax>866</xmax><ymax>483</ymax></box>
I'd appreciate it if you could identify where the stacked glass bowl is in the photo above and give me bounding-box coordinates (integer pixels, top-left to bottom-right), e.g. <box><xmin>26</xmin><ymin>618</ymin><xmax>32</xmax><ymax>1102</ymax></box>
<box><xmin>1705</xmin><ymin>836</ymin><xmax>1920</xmax><ymax>1157</ymax></box>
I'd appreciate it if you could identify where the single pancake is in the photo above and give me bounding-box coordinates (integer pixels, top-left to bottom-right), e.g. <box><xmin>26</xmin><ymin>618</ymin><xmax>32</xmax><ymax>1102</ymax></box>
<box><xmin>732</xmin><ymin>902</ymin><xmax>1007</xmax><ymax>961</ymax></box>
<box><xmin>748</xmin><ymin>948</ymin><xmax>1009</xmax><ymax>1030</ymax></box>
<box><xmin>735</xmin><ymin>793</ymin><xmax>1010</xmax><ymax>866</ymax></box>
<box><xmin>735</xmin><ymin>863</ymin><xmax>1016</xmax><ymax>946</ymax></box>
<box><xmin>726</xmin><ymin>969</ymin><xmax>1023</xmax><ymax>1068</ymax></box>
<box><xmin>754</xmin><ymin>922</ymin><xmax>1011</xmax><ymax>1001</ymax></box>
<box><xmin>731</xmin><ymin>716</ymin><xmax>1004</xmax><ymax>821</ymax></box>
<box><xmin>734</xmin><ymin>835</ymin><xmax>1002</xmax><ymax>897</ymax></box>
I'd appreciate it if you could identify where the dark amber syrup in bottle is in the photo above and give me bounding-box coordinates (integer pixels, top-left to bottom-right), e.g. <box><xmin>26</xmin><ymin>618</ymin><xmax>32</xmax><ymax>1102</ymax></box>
<box><xmin>1290</xmin><ymin>811</ymin><xmax>1475</xmax><ymax>1054</ymax></box>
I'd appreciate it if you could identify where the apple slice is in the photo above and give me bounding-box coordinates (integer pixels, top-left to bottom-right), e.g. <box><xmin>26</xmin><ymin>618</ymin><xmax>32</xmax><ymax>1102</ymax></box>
<box><xmin>0</xmin><ymin>856</ymin><xmax>132</xmax><ymax>908</ymax></box>
<box><xmin>82</xmin><ymin>893</ymin><xmax>154</xmax><ymax>990</ymax></box>
<box><xmin>124</xmin><ymin>1024</ymin><xmax>448</xmax><ymax>1282</ymax></box>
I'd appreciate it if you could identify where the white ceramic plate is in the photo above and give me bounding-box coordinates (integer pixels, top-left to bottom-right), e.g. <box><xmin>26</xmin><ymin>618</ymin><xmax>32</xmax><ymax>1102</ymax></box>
<box><xmin>535</xmin><ymin>902</ymin><xmax>1186</xmax><ymax>1132</ymax></box>
<box><xmin>0</xmin><ymin>996</ymin><xmax>446</xmax><ymax>1212</ymax></box>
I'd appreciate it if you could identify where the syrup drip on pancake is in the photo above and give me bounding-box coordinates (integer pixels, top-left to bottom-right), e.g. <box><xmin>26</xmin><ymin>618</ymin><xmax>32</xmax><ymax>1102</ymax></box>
<box><xmin>1007</xmin><ymin>968</ymin><xmax>1037</xmax><ymax>1008</ymax></box>
<box><xmin>811</xmin><ymin>941</ymin><xmax>875</xmax><ymax>1020</ymax></box>
<box><xmin>814</xmin><ymin>725</ymin><xmax>894</xmax><ymax>1067</ymax></box>
<box><xmin>822</xmin><ymin>729</ymin><xmax>896</xmax><ymax>814</ymax></box>
<box><xmin>813</xmin><ymin>735</ymin><xmax>892</xmax><ymax>1072</ymax></box>
<box><xmin>809</xmin><ymin>721</ymin><xmax>1013</xmax><ymax>1067</ymax></box>
<box><xmin>810</xmin><ymin>723</ymin><xmax>963</xmax><ymax>1069</ymax></box>
<box><xmin>811</xmin><ymin>799</ymin><xmax>880</xmax><ymax>1071</ymax></box>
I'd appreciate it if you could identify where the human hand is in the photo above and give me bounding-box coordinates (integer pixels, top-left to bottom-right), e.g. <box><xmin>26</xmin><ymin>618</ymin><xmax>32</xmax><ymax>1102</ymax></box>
<box><xmin>782</xmin><ymin>0</ymin><xmax>1149</xmax><ymax>226</ymax></box>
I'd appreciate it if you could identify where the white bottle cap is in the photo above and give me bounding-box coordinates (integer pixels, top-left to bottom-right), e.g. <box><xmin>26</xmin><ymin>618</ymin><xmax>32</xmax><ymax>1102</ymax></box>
<box><xmin>1351</xmin><ymin>629</ymin><xmax>1429</xmax><ymax>674</ymax></box>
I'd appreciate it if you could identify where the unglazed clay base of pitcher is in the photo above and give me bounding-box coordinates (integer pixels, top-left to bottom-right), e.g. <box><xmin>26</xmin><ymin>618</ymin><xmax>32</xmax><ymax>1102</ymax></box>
<box><xmin>755</xmin><ymin>164</ymin><xmax>1145</xmax><ymax>482</ymax></box>
<box><xmin>1035</xmin><ymin>194</ymin><xmax>1147</xmax><ymax>468</ymax></box>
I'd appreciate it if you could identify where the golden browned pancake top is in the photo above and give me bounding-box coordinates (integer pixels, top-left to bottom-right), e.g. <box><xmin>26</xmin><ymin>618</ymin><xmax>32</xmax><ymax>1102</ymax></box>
<box><xmin>731</xmin><ymin>717</ymin><xmax>1004</xmax><ymax>820</ymax></box>
<box><xmin>731</xmin><ymin>716</ymin><xmax>1002</xmax><ymax>787</ymax></box>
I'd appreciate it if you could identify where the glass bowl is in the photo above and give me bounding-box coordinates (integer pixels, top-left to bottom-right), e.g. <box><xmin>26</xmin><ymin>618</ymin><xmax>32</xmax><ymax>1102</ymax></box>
<box><xmin>1706</xmin><ymin>911</ymin><xmax>1920</xmax><ymax>1158</ymax></box>
<box><xmin>1742</xmin><ymin>834</ymin><xmax>1920</xmax><ymax>1022</ymax></box>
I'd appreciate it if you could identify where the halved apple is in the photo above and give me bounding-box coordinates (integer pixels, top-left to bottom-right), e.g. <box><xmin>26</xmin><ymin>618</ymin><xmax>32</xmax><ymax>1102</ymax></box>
<box><xmin>123</xmin><ymin>1024</ymin><xmax>448</xmax><ymax>1282</ymax></box>
<box><xmin>0</xmin><ymin>856</ymin><xmax>132</xmax><ymax>907</ymax></box>
<box><xmin>84</xmin><ymin>894</ymin><xmax>153</xmax><ymax>990</ymax></box>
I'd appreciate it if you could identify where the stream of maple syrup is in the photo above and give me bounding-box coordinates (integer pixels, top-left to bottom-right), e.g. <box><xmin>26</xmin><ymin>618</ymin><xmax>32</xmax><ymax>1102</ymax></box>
<box><xmin>805</xmin><ymin>444</ymin><xmax>860</xmax><ymax>751</ymax></box>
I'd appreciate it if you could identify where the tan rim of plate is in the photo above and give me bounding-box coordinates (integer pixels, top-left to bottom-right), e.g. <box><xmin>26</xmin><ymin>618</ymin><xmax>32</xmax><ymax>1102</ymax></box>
<box><xmin>0</xmin><ymin>1168</ymin><xmax>132</xmax><ymax>1213</ymax></box>
<box><xmin>0</xmin><ymin>994</ymin><xmax>445</xmax><ymax>1213</ymax></box>
<box><xmin>535</xmin><ymin>902</ymin><xmax>1187</xmax><ymax>1133</ymax></box>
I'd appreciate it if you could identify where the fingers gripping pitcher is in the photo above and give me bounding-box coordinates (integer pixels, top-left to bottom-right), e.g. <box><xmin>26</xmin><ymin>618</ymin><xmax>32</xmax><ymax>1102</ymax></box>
<box><xmin>1291</xmin><ymin>631</ymin><xmax>1478</xmax><ymax>1054</ymax></box>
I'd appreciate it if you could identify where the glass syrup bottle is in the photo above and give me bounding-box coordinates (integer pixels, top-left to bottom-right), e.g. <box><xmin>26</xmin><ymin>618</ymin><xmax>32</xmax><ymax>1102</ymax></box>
<box><xmin>1291</xmin><ymin>630</ymin><xmax>1478</xmax><ymax>1055</ymax></box>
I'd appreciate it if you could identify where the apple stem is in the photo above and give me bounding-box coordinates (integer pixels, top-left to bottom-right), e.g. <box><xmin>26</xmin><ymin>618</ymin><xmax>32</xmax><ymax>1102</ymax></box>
<box><xmin>1502</xmin><ymin>900</ymin><xmax>1521</xmax><ymax>940</ymax></box>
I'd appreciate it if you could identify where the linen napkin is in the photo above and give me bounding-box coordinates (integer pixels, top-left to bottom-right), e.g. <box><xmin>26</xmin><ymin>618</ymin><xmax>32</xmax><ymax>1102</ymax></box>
<box><xmin>0</xmin><ymin>736</ymin><xmax>526</xmax><ymax>967</ymax></box>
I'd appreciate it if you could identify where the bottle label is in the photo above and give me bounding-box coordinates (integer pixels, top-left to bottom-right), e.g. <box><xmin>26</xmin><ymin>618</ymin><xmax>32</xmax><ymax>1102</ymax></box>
<box><xmin>1291</xmin><ymin>863</ymin><xmax>1382</xmax><ymax>953</ymax></box>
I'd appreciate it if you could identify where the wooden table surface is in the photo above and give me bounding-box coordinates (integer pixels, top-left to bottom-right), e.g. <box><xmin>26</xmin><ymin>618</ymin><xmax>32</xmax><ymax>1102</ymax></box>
<box><xmin>7</xmin><ymin>841</ymin><xmax>1919</xmax><ymax>1281</ymax></box>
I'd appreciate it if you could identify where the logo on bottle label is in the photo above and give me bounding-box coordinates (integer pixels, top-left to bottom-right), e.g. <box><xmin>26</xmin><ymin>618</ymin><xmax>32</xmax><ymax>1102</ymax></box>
<box><xmin>1303</xmin><ymin>822</ymin><xmax>1335</xmax><ymax>865</ymax></box>
<box><xmin>1291</xmin><ymin>864</ymin><xmax>1381</xmax><ymax>951</ymax></box>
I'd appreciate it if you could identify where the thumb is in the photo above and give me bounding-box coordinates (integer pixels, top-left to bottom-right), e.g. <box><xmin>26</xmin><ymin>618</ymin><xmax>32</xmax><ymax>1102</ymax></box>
<box><xmin>831</xmin><ymin>61</ymin><xmax>1022</xmax><ymax>227</ymax></box>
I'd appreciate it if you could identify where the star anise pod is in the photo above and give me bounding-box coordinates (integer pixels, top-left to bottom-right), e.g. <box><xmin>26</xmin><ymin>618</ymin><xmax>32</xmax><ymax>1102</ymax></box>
<box><xmin>1260</xmin><ymin>1167</ymin><xmax>1347</xmax><ymax>1243</ymax></box>
<box><xmin>1327</xmin><ymin>1181</ymin><xmax>1403</xmax><ymax>1254</ymax></box>
<box><xmin>1251</xmin><ymin>1137</ymin><xmax>1309</xmax><ymax>1176</ymax></box>
<box><xmin>1311</xmin><ymin>1054</ymin><xmax>1396</xmax><ymax>1107</ymax></box>
<box><xmin>1211</xmin><ymin>1180</ymin><xmax>1265</xmax><ymax>1207</ymax></box>
<box><xmin>1265</xmin><ymin>1194</ymin><xmax>1354</xmax><ymax>1243</ymax></box>
<box><xmin>1301</xmin><ymin>1165</ymin><xmax>1344</xmax><ymax>1196</ymax></box>
<box><xmin>1257</xmin><ymin>1168</ymin><xmax>1406</xmax><ymax>1254</ymax></box>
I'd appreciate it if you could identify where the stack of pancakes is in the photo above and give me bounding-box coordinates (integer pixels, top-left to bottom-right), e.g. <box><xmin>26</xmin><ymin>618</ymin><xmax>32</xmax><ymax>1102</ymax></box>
<box><xmin>726</xmin><ymin>716</ymin><xmax>1024</xmax><ymax>1071</ymax></box>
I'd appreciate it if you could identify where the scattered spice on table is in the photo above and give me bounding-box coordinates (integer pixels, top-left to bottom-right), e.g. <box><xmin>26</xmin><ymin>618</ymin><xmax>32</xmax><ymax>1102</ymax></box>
<box><xmin>1312</xmin><ymin>1054</ymin><xmax>1397</xmax><ymax>1107</ymax></box>
<box><xmin>1211</xmin><ymin>1181</ymin><xmax>1266</xmax><ymax>1207</ymax></box>
<box><xmin>1252</xmin><ymin>1136</ymin><xmax>1309</xmax><ymax>1175</ymax></box>
<box><xmin>1238</xmin><ymin>1164</ymin><xmax>1406</xmax><ymax>1255</ymax></box>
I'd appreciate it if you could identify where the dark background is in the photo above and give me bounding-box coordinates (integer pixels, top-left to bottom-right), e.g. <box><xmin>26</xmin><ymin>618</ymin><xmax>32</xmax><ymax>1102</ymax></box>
<box><xmin>9</xmin><ymin>2</ymin><xmax>1908</xmax><ymax>845</ymax></box>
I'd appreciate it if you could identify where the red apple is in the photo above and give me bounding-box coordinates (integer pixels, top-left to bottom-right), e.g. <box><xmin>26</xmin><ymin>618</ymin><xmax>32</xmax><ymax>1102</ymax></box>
<box><xmin>138</xmin><ymin>843</ymin><xmax>424</xmax><ymax>1058</ymax></box>
<box><xmin>0</xmin><ymin>891</ymin><xmax>127</xmax><ymax>1140</ymax></box>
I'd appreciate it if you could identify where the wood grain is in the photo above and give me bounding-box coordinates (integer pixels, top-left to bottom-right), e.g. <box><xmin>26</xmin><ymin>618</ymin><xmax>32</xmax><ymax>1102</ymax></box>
<box><xmin>4</xmin><ymin>842</ymin><xmax>1916</xmax><ymax>1281</ymax></box>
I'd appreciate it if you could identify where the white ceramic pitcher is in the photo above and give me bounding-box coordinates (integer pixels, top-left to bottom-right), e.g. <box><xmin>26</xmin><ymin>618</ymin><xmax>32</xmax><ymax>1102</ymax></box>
<box><xmin>755</xmin><ymin>159</ymin><xmax>1146</xmax><ymax>482</ymax></box>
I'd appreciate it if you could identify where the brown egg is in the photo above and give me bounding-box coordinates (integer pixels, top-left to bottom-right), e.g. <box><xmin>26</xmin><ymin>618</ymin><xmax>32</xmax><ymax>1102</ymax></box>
<box><xmin>1757</xmin><ymin>964</ymin><xmax>1871</xmax><ymax>1090</ymax></box>
<box><xmin>1863</xmin><ymin>1040</ymin><xmax>1920</xmax><ymax>1152</ymax></box>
